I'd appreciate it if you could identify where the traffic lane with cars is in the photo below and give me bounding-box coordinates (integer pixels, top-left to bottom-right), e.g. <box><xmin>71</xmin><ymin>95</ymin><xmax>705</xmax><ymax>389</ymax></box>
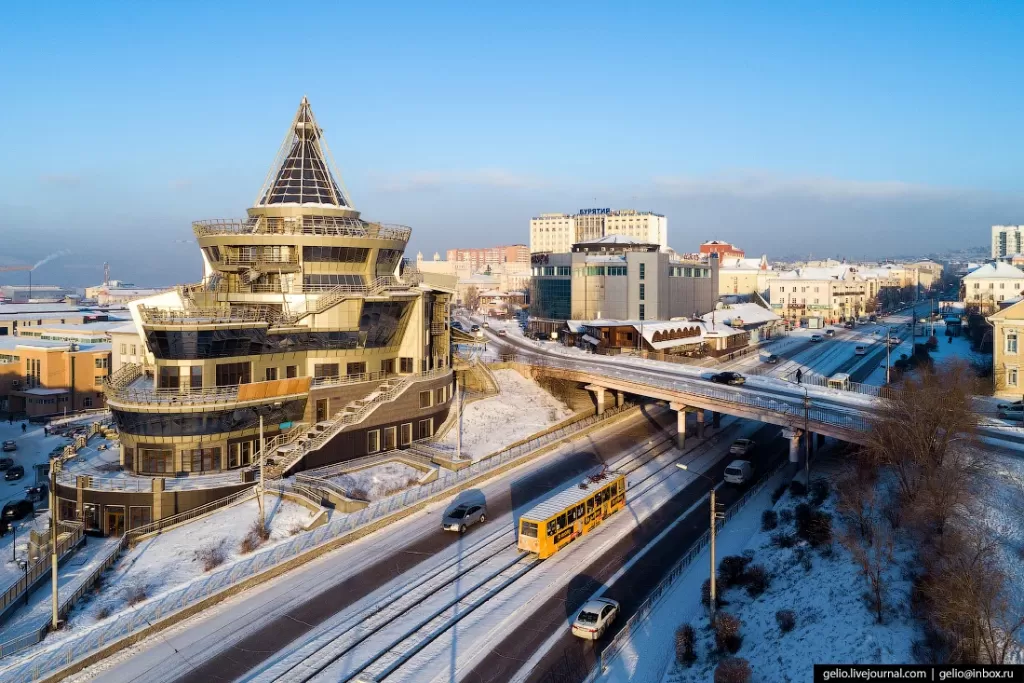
<box><xmin>461</xmin><ymin>423</ymin><xmax>791</xmax><ymax>683</ymax></box>
<box><xmin>171</xmin><ymin>406</ymin><xmax>676</xmax><ymax>683</ymax></box>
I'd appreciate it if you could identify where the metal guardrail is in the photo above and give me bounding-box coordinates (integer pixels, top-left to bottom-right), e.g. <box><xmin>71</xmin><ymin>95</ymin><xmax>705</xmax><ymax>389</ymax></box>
<box><xmin>0</xmin><ymin>403</ymin><xmax>639</xmax><ymax>683</ymax></box>
<box><xmin>127</xmin><ymin>487</ymin><xmax>257</xmax><ymax>543</ymax></box>
<box><xmin>0</xmin><ymin>522</ymin><xmax>84</xmax><ymax>619</ymax></box>
<box><xmin>596</xmin><ymin>459</ymin><xmax>790</xmax><ymax>677</ymax></box>
<box><xmin>192</xmin><ymin>216</ymin><xmax>412</xmax><ymax>242</ymax></box>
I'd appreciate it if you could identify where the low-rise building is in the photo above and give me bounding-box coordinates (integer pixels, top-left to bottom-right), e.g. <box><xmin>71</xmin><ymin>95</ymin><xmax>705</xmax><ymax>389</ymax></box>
<box><xmin>962</xmin><ymin>262</ymin><xmax>1024</xmax><ymax>312</ymax></box>
<box><xmin>575</xmin><ymin>318</ymin><xmax>748</xmax><ymax>357</ymax></box>
<box><xmin>700</xmin><ymin>240</ymin><xmax>745</xmax><ymax>259</ymax></box>
<box><xmin>769</xmin><ymin>266</ymin><xmax>869</xmax><ymax>324</ymax></box>
<box><xmin>718</xmin><ymin>255</ymin><xmax>777</xmax><ymax>297</ymax></box>
<box><xmin>987</xmin><ymin>299</ymin><xmax>1024</xmax><ymax>397</ymax></box>
<box><xmin>701</xmin><ymin>302</ymin><xmax>782</xmax><ymax>343</ymax></box>
<box><xmin>0</xmin><ymin>285</ymin><xmax>75</xmax><ymax>303</ymax></box>
<box><xmin>0</xmin><ymin>337</ymin><xmax>111</xmax><ymax>416</ymax></box>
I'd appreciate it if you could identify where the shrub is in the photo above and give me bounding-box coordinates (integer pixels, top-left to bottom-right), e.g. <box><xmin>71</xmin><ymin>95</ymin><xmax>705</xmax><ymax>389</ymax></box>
<box><xmin>240</xmin><ymin>519</ymin><xmax>272</xmax><ymax>554</ymax></box>
<box><xmin>675</xmin><ymin>623</ymin><xmax>697</xmax><ymax>666</ymax></box>
<box><xmin>809</xmin><ymin>479</ymin><xmax>830</xmax><ymax>506</ymax></box>
<box><xmin>715</xmin><ymin>657</ymin><xmax>752</xmax><ymax>683</ymax></box>
<box><xmin>789</xmin><ymin>480</ymin><xmax>807</xmax><ymax>497</ymax></box>
<box><xmin>95</xmin><ymin>605</ymin><xmax>112</xmax><ymax>621</ymax></box>
<box><xmin>713</xmin><ymin>613</ymin><xmax>743</xmax><ymax>654</ymax></box>
<box><xmin>797</xmin><ymin>510</ymin><xmax>833</xmax><ymax>547</ymax></box>
<box><xmin>701</xmin><ymin>578</ymin><xmax>724</xmax><ymax>609</ymax></box>
<box><xmin>745</xmin><ymin>565</ymin><xmax>769</xmax><ymax>597</ymax></box>
<box><xmin>761</xmin><ymin>510</ymin><xmax>778</xmax><ymax>531</ymax></box>
<box><xmin>771</xmin><ymin>532</ymin><xmax>796</xmax><ymax>549</ymax></box>
<box><xmin>348</xmin><ymin>487</ymin><xmax>370</xmax><ymax>502</ymax></box>
<box><xmin>775</xmin><ymin>609</ymin><xmax>796</xmax><ymax>633</ymax></box>
<box><xmin>796</xmin><ymin>548</ymin><xmax>813</xmax><ymax>572</ymax></box>
<box><xmin>793</xmin><ymin>503</ymin><xmax>813</xmax><ymax>529</ymax></box>
<box><xmin>288</xmin><ymin>523</ymin><xmax>306</xmax><ymax>536</ymax></box>
<box><xmin>779</xmin><ymin>509</ymin><xmax>794</xmax><ymax>525</ymax></box>
<box><xmin>718</xmin><ymin>555</ymin><xmax>753</xmax><ymax>589</ymax></box>
<box><xmin>771</xmin><ymin>483</ymin><xmax>788</xmax><ymax>504</ymax></box>
<box><xmin>196</xmin><ymin>541</ymin><xmax>227</xmax><ymax>572</ymax></box>
<box><xmin>124</xmin><ymin>582</ymin><xmax>148</xmax><ymax>607</ymax></box>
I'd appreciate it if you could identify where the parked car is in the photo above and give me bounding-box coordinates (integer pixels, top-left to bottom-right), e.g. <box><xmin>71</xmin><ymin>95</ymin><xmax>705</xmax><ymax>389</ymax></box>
<box><xmin>0</xmin><ymin>458</ymin><xmax>12</xmax><ymax>471</ymax></box>
<box><xmin>571</xmin><ymin>597</ymin><xmax>620</xmax><ymax>640</ymax></box>
<box><xmin>764</xmin><ymin>354</ymin><xmax>779</xmax><ymax>364</ymax></box>
<box><xmin>854</xmin><ymin>345</ymin><xmax>867</xmax><ymax>355</ymax></box>
<box><xmin>1</xmin><ymin>499</ymin><xmax>32</xmax><ymax>521</ymax></box>
<box><xmin>999</xmin><ymin>405</ymin><xmax>1024</xmax><ymax>420</ymax></box>
<box><xmin>997</xmin><ymin>400</ymin><xmax>1024</xmax><ymax>410</ymax></box>
<box><xmin>729</xmin><ymin>439</ymin><xmax>756</xmax><ymax>456</ymax></box>
<box><xmin>809</xmin><ymin>334</ymin><xmax>824</xmax><ymax>343</ymax></box>
<box><xmin>482</xmin><ymin>322</ymin><xmax>490</xmax><ymax>328</ymax></box>
<box><xmin>4</xmin><ymin>465</ymin><xmax>24</xmax><ymax>482</ymax></box>
<box><xmin>843</xmin><ymin>322</ymin><xmax>854</xmax><ymax>329</ymax></box>
<box><xmin>709</xmin><ymin>372</ymin><xmax>745</xmax><ymax>386</ymax></box>
<box><xmin>25</xmin><ymin>484</ymin><xmax>48</xmax><ymax>503</ymax></box>
<box><xmin>442</xmin><ymin>502</ymin><xmax>487</xmax><ymax>533</ymax></box>
<box><xmin>1</xmin><ymin>440</ymin><xmax>15</xmax><ymax>453</ymax></box>
<box><xmin>470</xmin><ymin>324</ymin><xmax>480</xmax><ymax>332</ymax></box>
<box><xmin>452</xmin><ymin>321</ymin><xmax>464</xmax><ymax>331</ymax></box>
<box><xmin>825</xmin><ymin>329</ymin><xmax>836</xmax><ymax>337</ymax></box>
<box><xmin>498</xmin><ymin>329</ymin><xmax>508</xmax><ymax>336</ymax></box>
<box><xmin>887</xmin><ymin>337</ymin><xmax>900</xmax><ymax>346</ymax></box>
<box><xmin>724</xmin><ymin>460</ymin><xmax>754</xmax><ymax>485</ymax></box>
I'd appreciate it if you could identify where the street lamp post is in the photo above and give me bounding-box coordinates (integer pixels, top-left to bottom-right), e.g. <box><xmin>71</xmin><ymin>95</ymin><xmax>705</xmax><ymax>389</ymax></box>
<box><xmin>18</xmin><ymin>560</ymin><xmax>28</xmax><ymax>606</ymax></box>
<box><xmin>50</xmin><ymin>454</ymin><xmax>60</xmax><ymax>629</ymax></box>
<box><xmin>258</xmin><ymin>414</ymin><xmax>265</xmax><ymax>529</ymax></box>
<box><xmin>675</xmin><ymin>463</ymin><xmax>724</xmax><ymax>622</ymax></box>
<box><xmin>803</xmin><ymin>387</ymin><xmax>811</xmax><ymax>485</ymax></box>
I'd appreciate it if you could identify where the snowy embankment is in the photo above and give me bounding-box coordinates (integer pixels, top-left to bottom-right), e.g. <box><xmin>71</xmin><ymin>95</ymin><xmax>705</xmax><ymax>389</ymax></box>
<box><xmin>980</xmin><ymin>454</ymin><xmax>1024</xmax><ymax>620</ymax></box>
<box><xmin>62</xmin><ymin>496</ymin><xmax>314</xmax><ymax>633</ymax></box>
<box><xmin>437</xmin><ymin>369</ymin><xmax>573</xmax><ymax>460</ymax></box>
<box><xmin>327</xmin><ymin>461</ymin><xmax>422</xmax><ymax>501</ymax></box>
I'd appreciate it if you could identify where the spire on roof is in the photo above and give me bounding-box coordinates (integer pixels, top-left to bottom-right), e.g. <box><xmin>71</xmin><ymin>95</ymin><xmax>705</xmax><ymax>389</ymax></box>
<box><xmin>254</xmin><ymin>97</ymin><xmax>353</xmax><ymax>208</ymax></box>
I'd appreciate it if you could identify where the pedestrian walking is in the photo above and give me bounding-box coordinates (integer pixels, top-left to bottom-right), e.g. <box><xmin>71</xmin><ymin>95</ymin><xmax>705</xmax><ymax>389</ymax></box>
<box><xmin>21</xmin><ymin>423</ymin><xmax>26</xmax><ymax>433</ymax></box>
<box><xmin>795</xmin><ymin>368</ymin><xmax>803</xmax><ymax>384</ymax></box>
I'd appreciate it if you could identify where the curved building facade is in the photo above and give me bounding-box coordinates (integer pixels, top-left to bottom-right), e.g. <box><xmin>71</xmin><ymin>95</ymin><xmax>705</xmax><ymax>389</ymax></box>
<box><xmin>76</xmin><ymin>100</ymin><xmax>453</xmax><ymax>526</ymax></box>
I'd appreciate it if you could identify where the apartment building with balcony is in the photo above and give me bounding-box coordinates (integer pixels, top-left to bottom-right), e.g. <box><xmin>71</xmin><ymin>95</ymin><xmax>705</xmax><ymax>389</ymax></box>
<box><xmin>57</xmin><ymin>99</ymin><xmax>456</xmax><ymax>535</ymax></box>
<box><xmin>769</xmin><ymin>266</ymin><xmax>869</xmax><ymax>323</ymax></box>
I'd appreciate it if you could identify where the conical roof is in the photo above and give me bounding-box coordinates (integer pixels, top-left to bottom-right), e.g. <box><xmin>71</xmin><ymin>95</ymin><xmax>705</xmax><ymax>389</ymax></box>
<box><xmin>255</xmin><ymin>97</ymin><xmax>352</xmax><ymax>208</ymax></box>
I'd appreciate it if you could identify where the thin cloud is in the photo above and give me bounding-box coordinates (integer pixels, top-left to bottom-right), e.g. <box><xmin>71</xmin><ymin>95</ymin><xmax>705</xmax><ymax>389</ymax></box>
<box><xmin>39</xmin><ymin>173</ymin><xmax>84</xmax><ymax>187</ymax></box>
<box><xmin>169</xmin><ymin>179</ymin><xmax>193</xmax><ymax>191</ymax></box>
<box><xmin>372</xmin><ymin>168</ymin><xmax>541</xmax><ymax>192</ymax></box>
<box><xmin>652</xmin><ymin>171</ymin><xmax>953</xmax><ymax>200</ymax></box>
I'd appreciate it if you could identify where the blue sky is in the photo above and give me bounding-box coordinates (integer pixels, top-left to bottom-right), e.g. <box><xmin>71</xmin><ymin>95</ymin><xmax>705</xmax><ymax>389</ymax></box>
<box><xmin>1</xmin><ymin>2</ymin><xmax>1022</xmax><ymax>286</ymax></box>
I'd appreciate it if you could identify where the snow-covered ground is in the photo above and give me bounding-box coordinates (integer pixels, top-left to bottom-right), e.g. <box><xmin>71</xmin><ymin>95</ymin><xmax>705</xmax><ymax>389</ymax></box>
<box><xmin>326</xmin><ymin>462</ymin><xmax>422</xmax><ymax>501</ymax></box>
<box><xmin>437</xmin><ymin>369</ymin><xmax>573</xmax><ymax>460</ymax></box>
<box><xmin>61</xmin><ymin>496</ymin><xmax>315</xmax><ymax>634</ymax></box>
<box><xmin>598</xmin><ymin>451</ymin><xmax>922</xmax><ymax>683</ymax></box>
<box><xmin>979</xmin><ymin>453</ymin><xmax>1024</xmax><ymax>622</ymax></box>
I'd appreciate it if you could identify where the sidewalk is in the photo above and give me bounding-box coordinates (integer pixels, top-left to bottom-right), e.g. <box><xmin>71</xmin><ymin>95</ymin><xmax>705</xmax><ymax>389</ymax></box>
<box><xmin>0</xmin><ymin>536</ymin><xmax>121</xmax><ymax>652</ymax></box>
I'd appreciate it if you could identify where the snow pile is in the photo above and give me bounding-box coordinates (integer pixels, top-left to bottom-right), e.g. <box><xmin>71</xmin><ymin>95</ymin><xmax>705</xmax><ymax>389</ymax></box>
<box><xmin>439</xmin><ymin>369</ymin><xmax>573</xmax><ymax>460</ymax></box>
<box><xmin>327</xmin><ymin>462</ymin><xmax>422</xmax><ymax>501</ymax></box>
<box><xmin>664</xmin><ymin>475</ymin><xmax>920</xmax><ymax>682</ymax></box>
<box><xmin>64</xmin><ymin>496</ymin><xmax>314</xmax><ymax>631</ymax></box>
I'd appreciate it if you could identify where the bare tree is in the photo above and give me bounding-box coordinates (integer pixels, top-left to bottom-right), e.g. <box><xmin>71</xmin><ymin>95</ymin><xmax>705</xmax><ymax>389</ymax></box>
<box><xmin>839</xmin><ymin>494</ymin><xmax>895</xmax><ymax>624</ymax></box>
<box><xmin>464</xmin><ymin>285</ymin><xmax>480</xmax><ymax>312</ymax></box>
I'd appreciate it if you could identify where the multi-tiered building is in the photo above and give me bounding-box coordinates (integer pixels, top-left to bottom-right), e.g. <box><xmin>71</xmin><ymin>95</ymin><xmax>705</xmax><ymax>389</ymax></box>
<box><xmin>70</xmin><ymin>99</ymin><xmax>455</xmax><ymax>534</ymax></box>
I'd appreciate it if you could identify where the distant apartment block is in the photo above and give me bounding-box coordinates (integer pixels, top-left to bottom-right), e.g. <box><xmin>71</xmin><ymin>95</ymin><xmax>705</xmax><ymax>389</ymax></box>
<box><xmin>530</xmin><ymin>209</ymin><xmax>667</xmax><ymax>254</ymax></box>
<box><xmin>992</xmin><ymin>225</ymin><xmax>1024</xmax><ymax>259</ymax></box>
<box><xmin>446</xmin><ymin>245</ymin><xmax>529</xmax><ymax>271</ymax></box>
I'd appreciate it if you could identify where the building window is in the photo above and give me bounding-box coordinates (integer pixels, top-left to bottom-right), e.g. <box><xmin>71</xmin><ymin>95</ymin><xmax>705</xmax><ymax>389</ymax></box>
<box><xmin>381</xmin><ymin>358</ymin><xmax>395</xmax><ymax>375</ymax></box>
<box><xmin>95</xmin><ymin>356</ymin><xmax>109</xmax><ymax>369</ymax></box>
<box><xmin>418</xmin><ymin>418</ymin><xmax>434</xmax><ymax>438</ymax></box>
<box><xmin>158</xmin><ymin>366</ymin><xmax>180</xmax><ymax>390</ymax></box>
<box><xmin>190</xmin><ymin>366</ymin><xmax>202</xmax><ymax>390</ymax></box>
<box><xmin>140</xmin><ymin>448</ymin><xmax>174</xmax><ymax>474</ymax></box>
<box><xmin>400</xmin><ymin>423</ymin><xmax>413</xmax><ymax>445</ymax></box>
<box><xmin>228</xmin><ymin>440</ymin><xmax>254</xmax><ymax>468</ymax></box>
<box><xmin>639</xmin><ymin>284</ymin><xmax>645</xmax><ymax>301</ymax></box>
<box><xmin>400</xmin><ymin>357</ymin><xmax>414</xmax><ymax>374</ymax></box>
<box><xmin>131</xmin><ymin>344</ymin><xmax>137</xmax><ymax>355</ymax></box>
<box><xmin>435</xmin><ymin>387</ymin><xmax>445</xmax><ymax>404</ymax></box>
<box><xmin>1009</xmin><ymin>368</ymin><xmax>1018</xmax><ymax>387</ymax></box>
<box><xmin>83</xmin><ymin>397</ymin><xmax>93</xmax><ymax>408</ymax></box>
<box><xmin>216</xmin><ymin>362</ymin><xmax>251</xmax><ymax>386</ymax></box>
<box><xmin>264</xmin><ymin>367</ymin><xmax>278</xmax><ymax>382</ymax></box>
<box><xmin>384</xmin><ymin>426</ymin><xmax>397</xmax><ymax>451</ymax></box>
<box><xmin>419</xmin><ymin>390</ymin><xmax>433</xmax><ymax>409</ymax></box>
<box><xmin>346</xmin><ymin>362</ymin><xmax>367</xmax><ymax>377</ymax></box>
<box><xmin>286</xmin><ymin>365</ymin><xmax>298</xmax><ymax>378</ymax></box>
<box><xmin>1008</xmin><ymin>331</ymin><xmax>1018</xmax><ymax>354</ymax></box>
<box><xmin>95</xmin><ymin>375</ymin><xmax>106</xmax><ymax>386</ymax></box>
<box><xmin>120</xmin><ymin>343</ymin><xmax>127</xmax><ymax>354</ymax></box>
<box><xmin>367</xmin><ymin>429</ymin><xmax>381</xmax><ymax>454</ymax></box>
<box><xmin>639</xmin><ymin>304</ymin><xmax>645</xmax><ymax>321</ymax></box>
<box><xmin>313</xmin><ymin>363</ymin><xmax>340</xmax><ymax>380</ymax></box>
<box><xmin>639</xmin><ymin>263</ymin><xmax>645</xmax><ymax>280</ymax></box>
<box><xmin>183</xmin><ymin>447</ymin><xmax>221</xmax><ymax>473</ymax></box>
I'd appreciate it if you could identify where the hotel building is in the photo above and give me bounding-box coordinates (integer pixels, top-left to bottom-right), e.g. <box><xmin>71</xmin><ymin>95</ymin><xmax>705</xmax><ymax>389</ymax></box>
<box><xmin>530</xmin><ymin>209</ymin><xmax>668</xmax><ymax>254</ymax></box>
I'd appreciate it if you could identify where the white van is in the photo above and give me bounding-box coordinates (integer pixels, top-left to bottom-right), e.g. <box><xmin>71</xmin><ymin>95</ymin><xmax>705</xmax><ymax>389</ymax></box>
<box><xmin>854</xmin><ymin>345</ymin><xmax>867</xmax><ymax>355</ymax></box>
<box><xmin>724</xmin><ymin>460</ymin><xmax>753</xmax><ymax>484</ymax></box>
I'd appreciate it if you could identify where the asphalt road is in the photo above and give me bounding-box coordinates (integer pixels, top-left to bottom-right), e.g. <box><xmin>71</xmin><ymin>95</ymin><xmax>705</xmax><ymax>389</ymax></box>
<box><xmin>459</xmin><ymin>423</ymin><xmax>791</xmax><ymax>683</ymax></box>
<box><xmin>172</xmin><ymin>405</ymin><xmax>676</xmax><ymax>683</ymax></box>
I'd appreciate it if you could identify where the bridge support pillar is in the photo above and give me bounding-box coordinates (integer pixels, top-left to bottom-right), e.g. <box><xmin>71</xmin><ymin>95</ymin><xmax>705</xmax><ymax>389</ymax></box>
<box><xmin>670</xmin><ymin>402</ymin><xmax>687</xmax><ymax>448</ymax></box>
<box><xmin>782</xmin><ymin>429</ymin><xmax>801</xmax><ymax>463</ymax></box>
<box><xmin>696</xmin><ymin>410</ymin><xmax>705</xmax><ymax>439</ymax></box>
<box><xmin>615</xmin><ymin>390</ymin><xmax>626</xmax><ymax>408</ymax></box>
<box><xmin>817</xmin><ymin>433</ymin><xmax>826</xmax><ymax>447</ymax></box>
<box><xmin>585</xmin><ymin>384</ymin><xmax>607</xmax><ymax>415</ymax></box>
<box><xmin>712</xmin><ymin>411</ymin><xmax>721</xmax><ymax>428</ymax></box>
<box><xmin>807</xmin><ymin>432</ymin><xmax>815</xmax><ymax>456</ymax></box>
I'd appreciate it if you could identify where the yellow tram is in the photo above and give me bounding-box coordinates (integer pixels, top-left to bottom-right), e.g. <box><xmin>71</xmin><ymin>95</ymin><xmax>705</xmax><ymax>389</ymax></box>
<box><xmin>517</xmin><ymin>470</ymin><xmax>626</xmax><ymax>559</ymax></box>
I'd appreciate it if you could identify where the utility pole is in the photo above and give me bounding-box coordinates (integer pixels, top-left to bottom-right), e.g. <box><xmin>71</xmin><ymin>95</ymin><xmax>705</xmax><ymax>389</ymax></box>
<box><xmin>258</xmin><ymin>414</ymin><xmax>265</xmax><ymax>529</ymax></box>
<box><xmin>50</xmin><ymin>457</ymin><xmax>59</xmax><ymax>629</ymax></box>
<box><xmin>886</xmin><ymin>328</ymin><xmax>892</xmax><ymax>385</ymax></box>
<box><xmin>804</xmin><ymin>387</ymin><xmax>811</xmax><ymax>485</ymax></box>
<box><xmin>455</xmin><ymin>376</ymin><xmax>462</xmax><ymax>461</ymax></box>
<box><xmin>676</xmin><ymin>464</ymin><xmax>723</xmax><ymax>622</ymax></box>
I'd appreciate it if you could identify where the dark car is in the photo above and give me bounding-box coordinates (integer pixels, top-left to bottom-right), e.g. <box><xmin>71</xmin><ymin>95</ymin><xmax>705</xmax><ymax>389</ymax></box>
<box><xmin>0</xmin><ymin>458</ymin><xmax>12</xmax><ymax>471</ymax></box>
<box><xmin>4</xmin><ymin>465</ymin><xmax>25</xmax><ymax>482</ymax></box>
<box><xmin>843</xmin><ymin>322</ymin><xmax>854</xmax><ymax>329</ymax></box>
<box><xmin>710</xmin><ymin>372</ymin><xmax>746</xmax><ymax>386</ymax></box>
<box><xmin>2</xmin><ymin>440</ymin><xmax>15</xmax><ymax>453</ymax></box>
<box><xmin>1</xmin><ymin>499</ymin><xmax>32</xmax><ymax>521</ymax></box>
<box><xmin>25</xmin><ymin>484</ymin><xmax>48</xmax><ymax>504</ymax></box>
<box><xmin>452</xmin><ymin>321</ymin><xmax>464</xmax><ymax>331</ymax></box>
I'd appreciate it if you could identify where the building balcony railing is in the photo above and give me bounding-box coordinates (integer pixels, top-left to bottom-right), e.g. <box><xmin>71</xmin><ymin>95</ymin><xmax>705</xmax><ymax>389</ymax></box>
<box><xmin>105</xmin><ymin>368</ymin><xmax>311</xmax><ymax>408</ymax></box>
<box><xmin>214</xmin><ymin>253</ymin><xmax>301</xmax><ymax>271</ymax></box>
<box><xmin>138</xmin><ymin>304</ymin><xmax>280</xmax><ymax>326</ymax></box>
<box><xmin>310</xmin><ymin>370</ymin><xmax>396</xmax><ymax>388</ymax></box>
<box><xmin>193</xmin><ymin>216</ymin><xmax>412</xmax><ymax>243</ymax></box>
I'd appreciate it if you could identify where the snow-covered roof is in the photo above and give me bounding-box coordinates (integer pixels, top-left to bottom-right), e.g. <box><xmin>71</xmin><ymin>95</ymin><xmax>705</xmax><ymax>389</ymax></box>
<box><xmin>637</xmin><ymin>320</ymin><xmax>744</xmax><ymax>350</ymax></box>
<box><xmin>580</xmin><ymin>235</ymin><xmax>644</xmax><ymax>245</ymax></box>
<box><xmin>21</xmin><ymin>387</ymin><xmax>68</xmax><ymax>396</ymax></box>
<box><xmin>520</xmin><ymin>466</ymin><xmax>620</xmax><ymax>522</ymax></box>
<box><xmin>702</xmin><ymin>303</ymin><xmax>780</xmax><ymax>327</ymax></box>
<box><xmin>719</xmin><ymin>257</ymin><xmax>767</xmax><ymax>271</ymax></box>
<box><xmin>108</xmin><ymin>321</ymin><xmax>140</xmax><ymax>335</ymax></box>
<box><xmin>566</xmin><ymin>320</ymin><xmax>585</xmax><ymax>334</ymax></box>
<box><xmin>777</xmin><ymin>266</ymin><xmax>859</xmax><ymax>281</ymax></box>
<box><xmin>584</xmin><ymin>255</ymin><xmax>627</xmax><ymax>263</ymax></box>
<box><xmin>962</xmin><ymin>262</ymin><xmax>1024</xmax><ymax>280</ymax></box>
